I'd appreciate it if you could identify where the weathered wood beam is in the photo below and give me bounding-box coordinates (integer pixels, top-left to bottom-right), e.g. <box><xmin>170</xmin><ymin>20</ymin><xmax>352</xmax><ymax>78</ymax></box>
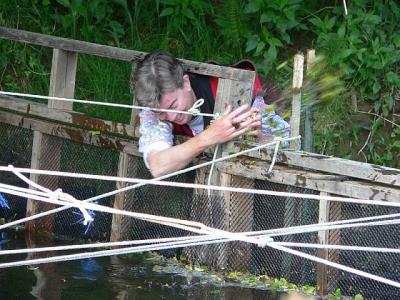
<box><xmin>317</xmin><ymin>191</ymin><xmax>330</xmax><ymax>294</ymax></box>
<box><xmin>232</xmin><ymin>144</ymin><xmax>400</xmax><ymax>187</ymax></box>
<box><xmin>0</xmin><ymin>110</ymin><xmax>140</xmax><ymax>156</ymax></box>
<box><xmin>217</xmin><ymin>160</ymin><xmax>400</xmax><ymax>202</ymax></box>
<box><xmin>0</xmin><ymin>96</ymin><xmax>138</xmax><ymax>137</ymax></box>
<box><xmin>0</xmin><ymin>26</ymin><xmax>254</xmax><ymax>81</ymax></box>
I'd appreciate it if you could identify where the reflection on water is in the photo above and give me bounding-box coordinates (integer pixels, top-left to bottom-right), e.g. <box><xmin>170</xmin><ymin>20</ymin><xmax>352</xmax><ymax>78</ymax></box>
<box><xmin>0</xmin><ymin>232</ymin><xmax>293</xmax><ymax>300</ymax></box>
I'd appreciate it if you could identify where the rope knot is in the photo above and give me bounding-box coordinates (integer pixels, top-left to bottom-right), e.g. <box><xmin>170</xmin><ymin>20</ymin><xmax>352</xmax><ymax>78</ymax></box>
<box><xmin>53</xmin><ymin>189</ymin><xmax>94</xmax><ymax>226</ymax></box>
<box><xmin>187</xmin><ymin>98</ymin><xmax>204</xmax><ymax>115</ymax></box>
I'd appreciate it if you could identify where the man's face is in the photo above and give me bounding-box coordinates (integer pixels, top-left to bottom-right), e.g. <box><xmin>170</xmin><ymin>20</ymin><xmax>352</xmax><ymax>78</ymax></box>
<box><xmin>158</xmin><ymin>75</ymin><xmax>194</xmax><ymax>125</ymax></box>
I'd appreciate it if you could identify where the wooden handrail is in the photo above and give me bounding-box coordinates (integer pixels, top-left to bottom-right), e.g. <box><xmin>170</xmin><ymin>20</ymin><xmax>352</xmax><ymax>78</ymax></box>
<box><xmin>0</xmin><ymin>26</ymin><xmax>255</xmax><ymax>81</ymax></box>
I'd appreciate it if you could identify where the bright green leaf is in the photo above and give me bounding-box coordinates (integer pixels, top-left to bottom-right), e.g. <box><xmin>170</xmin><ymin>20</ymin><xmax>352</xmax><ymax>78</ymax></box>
<box><xmin>245</xmin><ymin>36</ymin><xmax>259</xmax><ymax>52</ymax></box>
<box><xmin>255</xmin><ymin>41</ymin><xmax>265</xmax><ymax>54</ymax></box>
<box><xmin>386</xmin><ymin>71</ymin><xmax>400</xmax><ymax>86</ymax></box>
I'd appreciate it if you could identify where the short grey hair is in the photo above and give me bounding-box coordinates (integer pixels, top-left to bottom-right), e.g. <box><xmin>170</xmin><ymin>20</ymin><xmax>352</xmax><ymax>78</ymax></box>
<box><xmin>132</xmin><ymin>50</ymin><xmax>184</xmax><ymax>108</ymax></box>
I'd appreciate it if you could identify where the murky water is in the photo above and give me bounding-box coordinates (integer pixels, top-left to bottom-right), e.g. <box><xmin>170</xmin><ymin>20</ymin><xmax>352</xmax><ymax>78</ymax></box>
<box><xmin>0</xmin><ymin>230</ymin><xmax>289</xmax><ymax>300</ymax></box>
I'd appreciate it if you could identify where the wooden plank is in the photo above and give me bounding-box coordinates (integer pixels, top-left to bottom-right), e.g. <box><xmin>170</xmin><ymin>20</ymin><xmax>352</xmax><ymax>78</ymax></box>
<box><xmin>0</xmin><ymin>96</ymin><xmax>137</xmax><ymax>137</ymax></box>
<box><xmin>212</xmin><ymin>76</ymin><xmax>255</xmax><ymax>270</ymax></box>
<box><xmin>211</xmin><ymin>75</ymin><xmax>255</xmax><ymax>194</ymax></box>
<box><xmin>110</xmin><ymin>152</ymin><xmax>131</xmax><ymax>243</ymax></box>
<box><xmin>231</xmin><ymin>144</ymin><xmax>400</xmax><ymax>187</ymax></box>
<box><xmin>189</xmin><ymin>74</ymin><xmax>255</xmax><ymax>270</ymax></box>
<box><xmin>0</xmin><ymin>110</ymin><xmax>140</xmax><ymax>156</ymax></box>
<box><xmin>184</xmin><ymin>168</ymin><xmax>212</xmax><ymax>265</ymax></box>
<box><xmin>304</xmin><ymin>49</ymin><xmax>316</xmax><ymax>152</ymax></box>
<box><xmin>217</xmin><ymin>160</ymin><xmax>400</xmax><ymax>202</ymax></box>
<box><xmin>48</xmin><ymin>49</ymin><xmax>77</xmax><ymax>109</ymax></box>
<box><xmin>290</xmin><ymin>54</ymin><xmax>304</xmax><ymax>150</ymax></box>
<box><xmin>226</xmin><ymin>175</ymin><xmax>254</xmax><ymax>271</ymax></box>
<box><xmin>326</xmin><ymin>201</ymin><xmax>341</xmax><ymax>292</ymax></box>
<box><xmin>317</xmin><ymin>191</ymin><xmax>330</xmax><ymax>294</ymax></box>
<box><xmin>0</xmin><ymin>27</ymin><xmax>254</xmax><ymax>81</ymax></box>
<box><xmin>25</xmin><ymin>131</ymin><xmax>57</xmax><ymax>233</ymax></box>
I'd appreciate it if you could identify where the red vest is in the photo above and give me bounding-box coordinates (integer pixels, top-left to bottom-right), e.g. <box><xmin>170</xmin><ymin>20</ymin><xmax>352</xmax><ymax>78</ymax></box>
<box><xmin>172</xmin><ymin>68</ymin><xmax>262</xmax><ymax>137</ymax></box>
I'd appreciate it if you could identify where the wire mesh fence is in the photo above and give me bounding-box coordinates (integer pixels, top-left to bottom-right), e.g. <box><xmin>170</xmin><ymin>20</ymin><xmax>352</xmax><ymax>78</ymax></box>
<box><xmin>0</xmin><ymin>121</ymin><xmax>399</xmax><ymax>299</ymax></box>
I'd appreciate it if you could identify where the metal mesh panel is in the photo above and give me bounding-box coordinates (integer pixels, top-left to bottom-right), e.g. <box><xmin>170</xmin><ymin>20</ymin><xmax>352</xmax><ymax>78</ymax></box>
<box><xmin>54</xmin><ymin>135</ymin><xmax>120</xmax><ymax>241</ymax></box>
<box><xmin>331</xmin><ymin>203</ymin><xmax>400</xmax><ymax>300</ymax></box>
<box><xmin>125</xmin><ymin>156</ymin><xmax>195</xmax><ymax>258</ymax></box>
<box><xmin>252</xmin><ymin>180</ymin><xmax>318</xmax><ymax>285</ymax></box>
<box><xmin>0</xmin><ymin>123</ymin><xmax>33</xmax><ymax>220</ymax></box>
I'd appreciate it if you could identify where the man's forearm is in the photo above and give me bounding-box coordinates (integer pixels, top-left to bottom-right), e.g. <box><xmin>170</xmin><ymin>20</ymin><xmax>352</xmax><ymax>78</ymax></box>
<box><xmin>147</xmin><ymin>134</ymin><xmax>211</xmax><ymax>177</ymax></box>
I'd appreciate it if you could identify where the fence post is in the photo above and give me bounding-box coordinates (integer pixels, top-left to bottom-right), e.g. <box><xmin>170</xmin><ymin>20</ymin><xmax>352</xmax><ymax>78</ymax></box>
<box><xmin>304</xmin><ymin>49</ymin><xmax>315</xmax><ymax>153</ymax></box>
<box><xmin>110</xmin><ymin>62</ymin><xmax>139</xmax><ymax>243</ymax></box>
<box><xmin>282</xmin><ymin>54</ymin><xmax>305</xmax><ymax>279</ymax></box>
<box><xmin>317</xmin><ymin>192</ymin><xmax>342</xmax><ymax>294</ymax></box>
<box><xmin>187</xmin><ymin>74</ymin><xmax>255</xmax><ymax>271</ymax></box>
<box><xmin>317</xmin><ymin>192</ymin><xmax>330</xmax><ymax>293</ymax></box>
<box><xmin>26</xmin><ymin>49</ymin><xmax>77</xmax><ymax>233</ymax></box>
<box><xmin>290</xmin><ymin>53</ymin><xmax>304</xmax><ymax>150</ymax></box>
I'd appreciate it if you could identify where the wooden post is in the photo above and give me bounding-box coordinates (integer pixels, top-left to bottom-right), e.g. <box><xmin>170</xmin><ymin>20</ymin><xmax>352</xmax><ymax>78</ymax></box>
<box><xmin>214</xmin><ymin>77</ymin><xmax>255</xmax><ymax>271</ymax></box>
<box><xmin>326</xmin><ymin>201</ymin><xmax>342</xmax><ymax>292</ymax></box>
<box><xmin>317</xmin><ymin>192</ymin><xmax>342</xmax><ymax>295</ymax></box>
<box><xmin>187</xmin><ymin>73</ymin><xmax>256</xmax><ymax>271</ymax></box>
<box><xmin>26</xmin><ymin>49</ymin><xmax>77</xmax><ymax>233</ymax></box>
<box><xmin>290</xmin><ymin>54</ymin><xmax>304</xmax><ymax>150</ymax></box>
<box><xmin>317</xmin><ymin>192</ymin><xmax>330</xmax><ymax>294</ymax></box>
<box><xmin>110</xmin><ymin>62</ymin><xmax>138</xmax><ymax>243</ymax></box>
<box><xmin>304</xmin><ymin>49</ymin><xmax>315</xmax><ymax>153</ymax></box>
<box><xmin>283</xmin><ymin>53</ymin><xmax>305</xmax><ymax>279</ymax></box>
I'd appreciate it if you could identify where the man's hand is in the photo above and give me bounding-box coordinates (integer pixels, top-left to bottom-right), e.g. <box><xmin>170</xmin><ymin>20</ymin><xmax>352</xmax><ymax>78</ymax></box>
<box><xmin>198</xmin><ymin>104</ymin><xmax>261</xmax><ymax>147</ymax></box>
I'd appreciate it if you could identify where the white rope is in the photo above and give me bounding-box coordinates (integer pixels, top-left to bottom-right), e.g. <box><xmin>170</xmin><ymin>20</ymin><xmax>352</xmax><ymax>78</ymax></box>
<box><xmin>187</xmin><ymin>98</ymin><xmax>204</xmax><ymax>115</ymax></box>
<box><xmin>2</xmin><ymin>233</ymin><xmax>398</xmax><ymax>290</ymax></box>
<box><xmin>269</xmin><ymin>243</ymin><xmax>400</xmax><ymax>289</ymax></box>
<box><xmin>343</xmin><ymin>0</ymin><xmax>348</xmax><ymax>15</ymax></box>
<box><xmin>2</xmin><ymin>225</ymin><xmax>399</xmax><ymax>289</ymax></box>
<box><xmin>0</xmin><ymin>235</ymin><xmax>216</xmax><ymax>255</ymax></box>
<box><xmin>248</xmin><ymin>212</ymin><xmax>400</xmax><ymax>237</ymax></box>
<box><xmin>1</xmin><ymin>172</ymin><xmax>399</xmax><ymax>288</ymax></box>
<box><xmin>0</xmin><ymin>182</ymin><xmax>271</xmax><ymax>247</ymax></box>
<box><xmin>0</xmin><ymin>235</ymin><xmax>231</xmax><ymax>268</ymax></box>
<box><xmin>207</xmin><ymin>144</ymin><xmax>219</xmax><ymax>197</ymax></box>
<box><xmin>1</xmin><ymin>162</ymin><xmax>398</xmax><ymax>209</ymax></box>
<box><xmin>267</xmin><ymin>218</ymin><xmax>400</xmax><ymax>238</ymax></box>
<box><xmin>9</xmin><ymin>166</ymin><xmax>93</xmax><ymax>225</ymax></box>
<box><xmin>0</xmin><ymin>91</ymin><xmax>216</xmax><ymax>118</ymax></box>
<box><xmin>267</xmin><ymin>138</ymin><xmax>280</xmax><ymax>174</ymax></box>
<box><xmin>273</xmin><ymin>242</ymin><xmax>400</xmax><ymax>254</ymax></box>
<box><xmin>1</xmin><ymin>176</ymin><xmax>399</xmax><ymax>254</ymax></box>
<box><xmin>0</xmin><ymin>137</ymin><xmax>300</xmax><ymax>231</ymax></box>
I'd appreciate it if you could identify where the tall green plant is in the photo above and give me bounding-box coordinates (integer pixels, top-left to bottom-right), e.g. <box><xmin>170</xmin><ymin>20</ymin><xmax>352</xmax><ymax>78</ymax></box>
<box><xmin>243</xmin><ymin>0</ymin><xmax>308</xmax><ymax>73</ymax></box>
<box><xmin>308</xmin><ymin>1</ymin><xmax>400</xmax><ymax>167</ymax></box>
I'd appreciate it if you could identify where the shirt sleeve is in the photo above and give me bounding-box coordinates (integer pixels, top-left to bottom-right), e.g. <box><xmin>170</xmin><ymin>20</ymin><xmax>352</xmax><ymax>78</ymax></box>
<box><xmin>138</xmin><ymin>110</ymin><xmax>174</xmax><ymax>168</ymax></box>
<box><xmin>252</xmin><ymin>95</ymin><xmax>291</xmax><ymax>143</ymax></box>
